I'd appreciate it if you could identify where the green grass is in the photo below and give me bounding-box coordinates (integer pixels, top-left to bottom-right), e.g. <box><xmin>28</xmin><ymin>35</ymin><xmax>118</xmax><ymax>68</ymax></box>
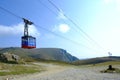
<box><xmin>100</xmin><ymin>68</ymin><xmax>120</xmax><ymax>73</ymax></box>
<box><xmin>0</xmin><ymin>62</ymin><xmax>44</xmax><ymax>76</ymax></box>
<box><xmin>35</xmin><ymin>59</ymin><xmax>73</xmax><ymax>66</ymax></box>
<box><xmin>94</xmin><ymin>61</ymin><xmax>120</xmax><ymax>66</ymax></box>
<box><xmin>97</xmin><ymin>61</ymin><xmax>120</xmax><ymax>73</ymax></box>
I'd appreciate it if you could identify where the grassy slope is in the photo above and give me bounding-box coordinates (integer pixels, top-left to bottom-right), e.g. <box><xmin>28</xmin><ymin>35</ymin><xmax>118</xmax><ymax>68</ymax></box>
<box><xmin>0</xmin><ymin>59</ymin><xmax>120</xmax><ymax>76</ymax></box>
<box><xmin>0</xmin><ymin>62</ymin><xmax>44</xmax><ymax>76</ymax></box>
<box><xmin>0</xmin><ymin>60</ymin><xmax>73</xmax><ymax>76</ymax></box>
<box><xmin>73</xmin><ymin>56</ymin><xmax>120</xmax><ymax>65</ymax></box>
<box><xmin>96</xmin><ymin>61</ymin><xmax>120</xmax><ymax>73</ymax></box>
<box><xmin>95</xmin><ymin>61</ymin><xmax>120</xmax><ymax>66</ymax></box>
<box><xmin>0</xmin><ymin>47</ymin><xmax>79</xmax><ymax>62</ymax></box>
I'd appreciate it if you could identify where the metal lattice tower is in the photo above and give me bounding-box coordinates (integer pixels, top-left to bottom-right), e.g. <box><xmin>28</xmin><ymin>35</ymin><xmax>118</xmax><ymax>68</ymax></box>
<box><xmin>23</xmin><ymin>18</ymin><xmax>33</xmax><ymax>36</ymax></box>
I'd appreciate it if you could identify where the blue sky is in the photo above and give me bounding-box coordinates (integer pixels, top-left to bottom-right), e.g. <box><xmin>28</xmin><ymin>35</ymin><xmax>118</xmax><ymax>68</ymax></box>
<box><xmin>0</xmin><ymin>0</ymin><xmax>120</xmax><ymax>59</ymax></box>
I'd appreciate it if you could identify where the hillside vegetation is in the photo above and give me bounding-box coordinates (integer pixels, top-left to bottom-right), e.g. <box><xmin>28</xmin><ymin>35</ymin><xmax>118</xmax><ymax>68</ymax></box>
<box><xmin>0</xmin><ymin>62</ymin><xmax>44</xmax><ymax>76</ymax></box>
<box><xmin>0</xmin><ymin>47</ymin><xmax>79</xmax><ymax>62</ymax></box>
<box><xmin>73</xmin><ymin>56</ymin><xmax>120</xmax><ymax>65</ymax></box>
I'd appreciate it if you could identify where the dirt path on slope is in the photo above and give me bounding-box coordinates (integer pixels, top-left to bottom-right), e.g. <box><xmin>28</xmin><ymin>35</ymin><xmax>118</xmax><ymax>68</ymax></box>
<box><xmin>7</xmin><ymin>62</ymin><xmax>70</xmax><ymax>80</ymax></box>
<box><xmin>1</xmin><ymin>63</ymin><xmax>120</xmax><ymax>80</ymax></box>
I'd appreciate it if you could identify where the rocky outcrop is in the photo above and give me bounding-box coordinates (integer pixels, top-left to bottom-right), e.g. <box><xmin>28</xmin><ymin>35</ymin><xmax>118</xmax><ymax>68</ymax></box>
<box><xmin>0</xmin><ymin>52</ymin><xmax>20</xmax><ymax>63</ymax></box>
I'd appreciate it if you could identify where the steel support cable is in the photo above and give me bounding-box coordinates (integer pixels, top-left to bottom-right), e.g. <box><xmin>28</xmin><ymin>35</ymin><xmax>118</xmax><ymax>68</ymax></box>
<box><xmin>37</xmin><ymin>0</ymin><xmax>102</xmax><ymax>51</ymax></box>
<box><xmin>47</xmin><ymin>0</ymin><xmax>106</xmax><ymax>52</ymax></box>
<box><xmin>33</xmin><ymin>1</ymin><xmax>103</xmax><ymax>52</ymax></box>
<box><xmin>0</xmin><ymin>6</ymin><xmax>22</xmax><ymax>19</ymax></box>
<box><xmin>64</xmin><ymin>14</ymin><xmax>106</xmax><ymax>51</ymax></box>
<box><xmin>34</xmin><ymin>24</ymin><xmax>102</xmax><ymax>53</ymax></box>
<box><xmin>48</xmin><ymin>0</ymin><xmax>61</xmax><ymax>12</ymax></box>
<box><xmin>0</xmin><ymin>5</ymin><xmax>102</xmax><ymax>53</ymax></box>
<box><xmin>37</xmin><ymin>0</ymin><xmax>58</xmax><ymax>16</ymax></box>
<box><xmin>37</xmin><ymin>0</ymin><xmax>98</xmax><ymax>48</ymax></box>
<box><xmin>37</xmin><ymin>0</ymin><xmax>78</xmax><ymax>32</ymax></box>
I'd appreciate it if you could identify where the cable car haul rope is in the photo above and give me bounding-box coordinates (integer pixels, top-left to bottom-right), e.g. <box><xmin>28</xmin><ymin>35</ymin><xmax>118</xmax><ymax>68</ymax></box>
<box><xmin>0</xmin><ymin>4</ymin><xmax>106</xmax><ymax>52</ymax></box>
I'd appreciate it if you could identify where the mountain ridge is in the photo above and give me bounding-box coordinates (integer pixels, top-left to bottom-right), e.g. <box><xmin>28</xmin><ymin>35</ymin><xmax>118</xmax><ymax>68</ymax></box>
<box><xmin>73</xmin><ymin>56</ymin><xmax>120</xmax><ymax>65</ymax></box>
<box><xmin>0</xmin><ymin>47</ymin><xmax>79</xmax><ymax>62</ymax></box>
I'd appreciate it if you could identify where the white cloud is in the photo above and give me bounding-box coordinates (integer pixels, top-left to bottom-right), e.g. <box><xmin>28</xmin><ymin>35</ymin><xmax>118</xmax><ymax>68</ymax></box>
<box><xmin>59</xmin><ymin>24</ymin><xmax>70</xmax><ymax>33</ymax></box>
<box><xmin>52</xmin><ymin>24</ymin><xmax>70</xmax><ymax>33</ymax></box>
<box><xmin>104</xmin><ymin>0</ymin><xmax>113</xmax><ymax>4</ymax></box>
<box><xmin>0</xmin><ymin>23</ymin><xmax>40</xmax><ymax>37</ymax></box>
<box><xmin>0</xmin><ymin>23</ymin><xmax>23</xmax><ymax>36</ymax></box>
<box><xmin>28</xmin><ymin>25</ymin><xmax>40</xmax><ymax>37</ymax></box>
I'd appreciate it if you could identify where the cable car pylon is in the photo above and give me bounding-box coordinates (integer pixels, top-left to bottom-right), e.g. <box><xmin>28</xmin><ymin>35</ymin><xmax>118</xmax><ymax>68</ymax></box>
<box><xmin>21</xmin><ymin>18</ymin><xmax>36</xmax><ymax>49</ymax></box>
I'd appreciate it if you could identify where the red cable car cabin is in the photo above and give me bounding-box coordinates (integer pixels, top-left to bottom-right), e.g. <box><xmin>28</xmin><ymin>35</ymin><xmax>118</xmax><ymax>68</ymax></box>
<box><xmin>21</xmin><ymin>36</ymin><xmax>36</xmax><ymax>49</ymax></box>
